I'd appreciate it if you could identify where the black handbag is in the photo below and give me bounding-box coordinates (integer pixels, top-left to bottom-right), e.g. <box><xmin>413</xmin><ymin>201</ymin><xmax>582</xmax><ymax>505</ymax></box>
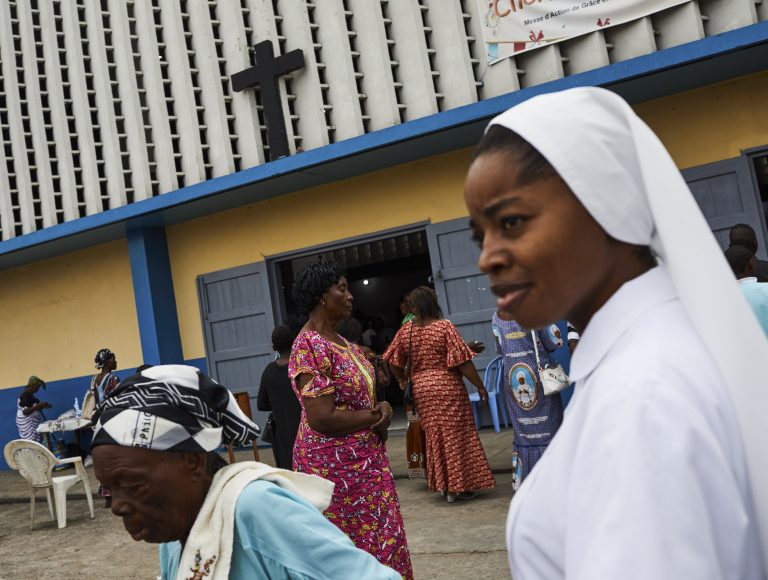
<box><xmin>260</xmin><ymin>414</ymin><xmax>275</xmax><ymax>444</ymax></box>
<box><xmin>403</xmin><ymin>322</ymin><xmax>415</xmax><ymax>406</ymax></box>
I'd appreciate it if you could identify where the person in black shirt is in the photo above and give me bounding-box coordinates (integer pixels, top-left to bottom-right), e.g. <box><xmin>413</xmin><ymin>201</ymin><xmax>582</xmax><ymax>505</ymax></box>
<box><xmin>257</xmin><ymin>325</ymin><xmax>302</xmax><ymax>469</ymax></box>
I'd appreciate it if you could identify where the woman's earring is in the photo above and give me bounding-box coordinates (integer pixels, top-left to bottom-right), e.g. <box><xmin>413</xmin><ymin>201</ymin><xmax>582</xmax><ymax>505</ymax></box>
<box><xmin>321</xmin><ymin>300</ymin><xmax>326</xmax><ymax>307</ymax></box>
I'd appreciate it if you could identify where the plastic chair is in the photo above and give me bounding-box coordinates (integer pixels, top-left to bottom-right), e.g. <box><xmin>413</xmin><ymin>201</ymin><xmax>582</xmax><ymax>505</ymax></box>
<box><xmin>469</xmin><ymin>356</ymin><xmax>509</xmax><ymax>433</ymax></box>
<box><xmin>3</xmin><ymin>439</ymin><xmax>95</xmax><ymax>529</ymax></box>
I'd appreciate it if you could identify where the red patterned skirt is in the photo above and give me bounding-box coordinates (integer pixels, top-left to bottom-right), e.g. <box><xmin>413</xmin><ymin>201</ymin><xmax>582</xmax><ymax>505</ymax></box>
<box><xmin>411</xmin><ymin>368</ymin><xmax>495</xmax><ymax>493</ymax></box>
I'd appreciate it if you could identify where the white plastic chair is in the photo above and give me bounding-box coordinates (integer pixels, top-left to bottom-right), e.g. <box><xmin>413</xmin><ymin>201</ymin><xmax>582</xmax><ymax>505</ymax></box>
<box><xmin>3</xmin><ymin>439</ymin><xmax>95</xmax><ymax>529</ymax></box>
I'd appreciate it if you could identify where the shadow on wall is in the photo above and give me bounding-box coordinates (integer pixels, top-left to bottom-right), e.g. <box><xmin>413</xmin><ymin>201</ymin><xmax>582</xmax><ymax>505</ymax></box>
<box><xmin>0</xmin><ymin>358</ymin><xmax>207</xmax><ymax>470</ymax></box>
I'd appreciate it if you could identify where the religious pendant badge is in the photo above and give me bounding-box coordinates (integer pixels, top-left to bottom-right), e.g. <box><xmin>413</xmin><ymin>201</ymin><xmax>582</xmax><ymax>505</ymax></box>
<box><xmin>531</xmin><ymin>330</ymin><xmax>570</xmax><ymax>396</ymax></box>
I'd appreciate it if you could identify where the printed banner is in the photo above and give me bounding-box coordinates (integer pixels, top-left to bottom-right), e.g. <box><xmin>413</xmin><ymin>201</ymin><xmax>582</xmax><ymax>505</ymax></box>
<box><xmin>477</xmin><ymin>0</ymin><xmax>691</xmax><ymax>63</ymax></box>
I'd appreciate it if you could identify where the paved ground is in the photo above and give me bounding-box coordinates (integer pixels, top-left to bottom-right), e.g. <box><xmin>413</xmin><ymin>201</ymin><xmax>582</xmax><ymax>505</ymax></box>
<box><xmin>0</xmin><ymin>428</ymin><xmax>514</xmax><ymax>579</ymax></box>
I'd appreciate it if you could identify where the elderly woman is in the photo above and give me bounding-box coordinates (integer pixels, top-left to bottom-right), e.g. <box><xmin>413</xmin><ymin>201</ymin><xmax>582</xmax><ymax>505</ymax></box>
<box><xmin>16</xmin><ymin>376</ymin><xmax>51</xmax><ymax>442</ymax></box>
<box><xmin>464</xmin><ymin>87</ymin><xmax>767</xmax><ymax>578</ymax></box>
<box><xmin>289</xmin><ymin>260</ymin><xmax>413</xmax><ymax>579</ymax></box>
<box><xmin>91</xmin><ymin>364</ymin><xmax>400</xmax><ymax>580</ymax></box>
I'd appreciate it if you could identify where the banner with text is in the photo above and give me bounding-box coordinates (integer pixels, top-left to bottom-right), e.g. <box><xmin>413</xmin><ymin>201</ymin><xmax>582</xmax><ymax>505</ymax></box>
<box><xmin>477</xmin><ymin>0</ymin><xmax>691</xmax><ymax>63</ymax></box>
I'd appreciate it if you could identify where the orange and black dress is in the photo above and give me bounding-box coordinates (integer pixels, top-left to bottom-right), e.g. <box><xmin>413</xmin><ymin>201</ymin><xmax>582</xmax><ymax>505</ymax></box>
<box><xmin>384</xmin><ymin>320</ymin><xmax>495</xmax><ymax>494</ymax></box>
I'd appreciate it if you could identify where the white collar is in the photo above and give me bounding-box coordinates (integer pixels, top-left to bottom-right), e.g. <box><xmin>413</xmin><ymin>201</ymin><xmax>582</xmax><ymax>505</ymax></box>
<box><xmin>739</xmin><ymin>277</ymin><xmax>758</xmax><ymax>286</ymax></box>
<box><xmin>569</xmin><ymin>266</ymin><xmax>676</xmax><ymax>384</ymax></box>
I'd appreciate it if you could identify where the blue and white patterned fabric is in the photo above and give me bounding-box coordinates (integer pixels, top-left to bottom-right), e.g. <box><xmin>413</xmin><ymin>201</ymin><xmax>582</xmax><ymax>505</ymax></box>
<box><xmin>492</xmin><ymin>313</ymin><xmax>564</xmax><ymax>490</ymax></box>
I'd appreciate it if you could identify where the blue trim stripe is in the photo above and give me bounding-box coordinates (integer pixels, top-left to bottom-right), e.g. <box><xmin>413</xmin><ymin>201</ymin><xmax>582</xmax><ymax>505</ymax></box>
<box><xmin>1</xmin><ymin>22</ymin><xmax>767</xmax><ymax>260</ymax></box>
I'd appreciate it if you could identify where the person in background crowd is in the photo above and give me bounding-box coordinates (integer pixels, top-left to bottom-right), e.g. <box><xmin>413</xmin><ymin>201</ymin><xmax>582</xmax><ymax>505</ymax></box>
<box><xmin>91</xmin><ymin>365</ymin><xmax>400</xmax><ymax>580</ymax></box>
<box><xmin>89</xmin><ymin>348</ymin><xmax>120</xmax><ymax>507</ymax></box>
<box><xmin>378</xmin><ymin>316</ymin><xmax>396</xmax><ymax>350</ymax></box>
<box><xmin>361</xmin><ymin>318</ymin><xmax>378</xmax><ymax>350</ymax></box>
<box><xmin>729</xmin><ymin>223</ymin><xmax>768</xmax><ymax>282</ymax></box>
<box><xmin>290</xmin><ymin>259</ymin><xmax>413</xmax><ymax>579</ymax></box>
<box><xmin>491</xmin><ymin>313</ymin><xmax>564</xmax><ymax>491</ymax></box>
<box><xmin>725</xmin><ymin>245</ymin><xmax>768</xmax><ymax>335</ymax></box>
<box><xmin>465</xmin><ymin>87</ymin><xmax>765</xmax><ymax>579</ymax></box>
<box><xmin>399</xmin><ymin>296</ymin><xmax>415</xmax><ymax>325</ymax></box>
<box><xmin>89</xmin><ymin>348</ymin><xmax>120</xmax><ymax>404</ymax></box>
<box><xmin>257</xmin><ymin>325</ymin><xmax>302</xmax><ymax>469</ymax></box>
<box><xmin>16</xmin><ymin>376</ymin><xmax>51</xmax><ymax>442</ymax></box>
<box><xmin>384</xmin><ymin>286</ymin><xmax>495</xmax><ymax>503</ymax></box>
<box><xmin>566</xmin><ymin>322</ymin><xmax>580</xmax><ymax>355</ymax></box>
<box><xmin>336</xmin><ymin>317</ymin><xmax>393</xmax><ymax>396</ymax></box>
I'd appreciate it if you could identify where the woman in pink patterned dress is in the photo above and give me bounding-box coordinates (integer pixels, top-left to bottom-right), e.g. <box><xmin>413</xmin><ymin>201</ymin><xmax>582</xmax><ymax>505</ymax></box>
<box><xmin>289</xmin><ymin>260</ymin><xmax>413</xmax><ymax>580</ymax></box>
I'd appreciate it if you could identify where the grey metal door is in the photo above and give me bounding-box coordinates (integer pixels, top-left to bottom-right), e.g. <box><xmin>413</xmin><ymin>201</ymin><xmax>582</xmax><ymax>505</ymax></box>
<box><xmin>426</xmin><ymin>218</ymin><xmax>497</xmax><ymax>375</ymax></box>
<box><xmin>683</xmin><ymin>156</ymin><xmax>768</xmax><ymax>259</ymax></box>
<box><xmin>197</xmin><ymin>261</ymin><xmax>274</xmax><ymax>438</ymax></box>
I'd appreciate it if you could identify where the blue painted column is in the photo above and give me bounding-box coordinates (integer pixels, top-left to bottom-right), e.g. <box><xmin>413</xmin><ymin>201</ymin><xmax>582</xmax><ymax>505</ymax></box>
<box><xmin>127</xmin><ymin>225</ymin><xmax>184</xmax><ymax>365</ymax></box>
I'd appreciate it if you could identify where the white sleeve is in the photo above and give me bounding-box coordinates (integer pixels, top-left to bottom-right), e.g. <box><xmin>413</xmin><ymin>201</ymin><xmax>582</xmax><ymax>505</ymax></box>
<box><xmin>563</xmin><ymin>378</ymin><xmax>754</xmax><ymax>580</ymax></box>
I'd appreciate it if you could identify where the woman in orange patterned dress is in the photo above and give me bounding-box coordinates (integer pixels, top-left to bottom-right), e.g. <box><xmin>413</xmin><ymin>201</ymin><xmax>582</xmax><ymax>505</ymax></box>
<box><xmin>384</xmin><ymin>286</ymin><xmax>495</xmax><ymax>502</ymax></box>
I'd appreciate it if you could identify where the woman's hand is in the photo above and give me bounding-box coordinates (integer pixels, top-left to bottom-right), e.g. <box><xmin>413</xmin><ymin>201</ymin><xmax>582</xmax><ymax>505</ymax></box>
<box><xmin>476</xmin><ymin>386</ymin><xmax>489</xmax><ymax>406</ymax></box>
<box><xmin>468</xmin><ymin>340</ymin><xmax>486</xmax><ymax>354</ymax></box>
<box><xmin>371</xmin><ymin>401</ymin><xmax>393</xmax><ymax>436</ymax></box>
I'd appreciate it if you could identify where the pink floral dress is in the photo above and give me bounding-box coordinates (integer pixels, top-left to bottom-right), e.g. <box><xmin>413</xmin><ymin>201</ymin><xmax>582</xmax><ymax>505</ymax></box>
<box><xmin>289</xmin><ymin>331</ymin><xmax>413</xmax><ymax>579</ymax></box>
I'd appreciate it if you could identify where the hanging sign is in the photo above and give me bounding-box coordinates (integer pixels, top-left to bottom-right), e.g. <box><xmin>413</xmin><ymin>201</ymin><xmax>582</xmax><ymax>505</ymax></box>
<box><xmin>477</xmin><ymin>0</ymin><xmax>691</xmax><ymax>63</ymax></box>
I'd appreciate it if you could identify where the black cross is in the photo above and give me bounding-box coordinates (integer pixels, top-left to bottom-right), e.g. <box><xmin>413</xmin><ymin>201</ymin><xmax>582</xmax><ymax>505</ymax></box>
<box><xmin>231</xmin><ymin>41</ymin><xmax>305</xmax><ymax>160</ymax></box>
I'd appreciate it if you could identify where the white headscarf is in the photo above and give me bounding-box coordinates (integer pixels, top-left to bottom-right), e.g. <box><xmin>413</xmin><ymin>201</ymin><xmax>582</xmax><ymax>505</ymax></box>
<box><xmin>488</xmin><ymin>86</ymin><xmax>768</xmax><ymax>566</ymax></box>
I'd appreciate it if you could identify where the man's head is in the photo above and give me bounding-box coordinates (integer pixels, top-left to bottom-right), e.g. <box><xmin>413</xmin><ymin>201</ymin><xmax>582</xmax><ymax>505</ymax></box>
<box><xmin>725</xmin><ymin>245</ymin><xmax>755</xmax><ymax>279</ymax></box>
<box><xmin>729</xmin><ymin>224</ymin><xmax>758</xmax><ymax>255</ymax></box>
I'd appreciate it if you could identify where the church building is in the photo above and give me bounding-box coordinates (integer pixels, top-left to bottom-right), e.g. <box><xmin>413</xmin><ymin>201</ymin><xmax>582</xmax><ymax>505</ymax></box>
<box><xmin>1</xmin><ymin>0</ymin><xmax>767</xmax><ymax>464</ymax></box>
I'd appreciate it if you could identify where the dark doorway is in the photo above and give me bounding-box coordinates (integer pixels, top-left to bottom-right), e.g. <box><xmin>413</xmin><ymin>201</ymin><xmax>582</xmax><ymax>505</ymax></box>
<box><xmin>272</xmin><ymin>230</ymin><xmax>433</xmax><ymax>413</ymax></box>
<box><xmin>275</xmin><ymin>230</ymin><xmax>432</xmax><ymax>331</ymax></box>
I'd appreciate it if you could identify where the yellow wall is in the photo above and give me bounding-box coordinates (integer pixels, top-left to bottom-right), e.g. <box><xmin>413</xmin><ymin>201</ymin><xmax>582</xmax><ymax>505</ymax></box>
<box><xmin>169</xmin><ymin>71</ymin><xmax>768</xmax><ymax>362</ymax></box>
<box><xmin>5</xmin><ymin>71</ymin><xmax>765</xmax><ymax>375</ymax></box>
<box><xmin>0</xmin><ymin>240</ymin><xmax>142</xmax><ymax>388</ymax></box>
<box><xmin>166</xmin><ymin>148</ymin><xmax>475</xmax><ymax>359</ymax></box>
<box><xmin>635</xmin><ymin>70</ymin><xmax>768</xmax><ymax>169</ymax></box>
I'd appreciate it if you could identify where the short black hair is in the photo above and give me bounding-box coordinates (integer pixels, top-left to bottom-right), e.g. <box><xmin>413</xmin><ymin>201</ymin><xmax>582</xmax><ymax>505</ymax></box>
<box><xmin>472</xmin><ymin>125</ymin><xmax>557</xmax><ymax>188</ymax></box>
<box><xmin>292</xmin><ymin>259</ymin><xmax>346</xmax><ymax>315</ymax></box>
<box><xmin>725</xmin><ymin>244</ymin><xmax>753</xmax><ymax>277</ymax></box>
<box><xmin>729</xmin><ymin>223</ymin><xmax>757</xmax><ymax>252</ymax></box>
<box><xmin>136</xmin><ymin>364</ymin><xmax>153</xmax><ymax>373</ymax></box>
<box><xmin>271</xmin><ymin>324</ymin><xmax>295</xmax><ymax>353</ymax></box>
<box><xmin>407</xmin><ymin>286</ymin><xmax>442</xmax><ymax>320</ymax></box>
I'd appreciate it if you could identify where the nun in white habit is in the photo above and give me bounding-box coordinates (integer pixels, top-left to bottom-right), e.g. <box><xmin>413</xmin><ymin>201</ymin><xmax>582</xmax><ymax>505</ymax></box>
<box><xmin>464</xmin><ymin>87</ymin><xmax>768</xmax><ymax>579</ymax></box>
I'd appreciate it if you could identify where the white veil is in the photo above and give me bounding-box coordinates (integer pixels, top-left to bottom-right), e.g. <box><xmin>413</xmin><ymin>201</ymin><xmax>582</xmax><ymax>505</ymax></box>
<box><xmin>489</xmin><ymin>87</ymin><xmax>768</xmax><ymax>567</ymax></box>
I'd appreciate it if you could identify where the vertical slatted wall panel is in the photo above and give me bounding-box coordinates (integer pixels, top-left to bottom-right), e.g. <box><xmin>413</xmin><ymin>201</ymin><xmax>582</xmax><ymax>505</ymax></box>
<box><xmin>314</xmin><ymin>0</ymin><xmax>365</xmax><ymax>141</ymax></box>
<box><xmin>0</xmin><ymin>0</ymin><xmax>753</xmax><ymax>241</ymax></box>
<box><xmin>84</xmin><ymin>0</ymin><xmax>127</xmax><ymax>209</ymax></box>
<box><xmin>247</xmin><ymin>0</ymin><xmax>295</xmax><ymax>158</ymax></box>
<box><xmin>110</xmin><ymin>0</ymin><xmax>152</xmax><ymax>202</ymax></box>
<box><xmin>60</xmin><ymin>1</ymin><xmax>101</xmax><ymax>215</ymax></box>
<box><xmin>348</xmin><ymin>0</ymin><xmax>401</xmax><ymax>132</ymax></box>
<box><xmin>188</xmin><ymin>2</ymin><xmax>235</xmax><ymax>178</ymax></box>
<box><xmin>423</xmin><ymin>0</ymin><xmax>478</xmax><ymax>109</ymax></box>
<box><xmin>39</xmin><ymin>0</ymin><xmax>77</xmax><ymax>222</ymax></box>
<box><xmin>18</xmin><ymin>2</ymin><xmax>56</xmax><ymax>228</ymax></box>
<box><xmin>159</xmin><ymin>0</ymin><xmax>205</xmax><ymax>186</ymax></box>
<box><xmin>386</xmin><ymin>0</ymin><xmax>438</xmax><ymax>121</ymax></box>
<box><xmin>0</xmin><ymin>2</ymin><xmax>35</xmax><ymax>234</ymax></box>
<box><xmin>221</xmin><ymin>1</ymin><xmax>265</xmax><ymax>169</ymax></box>
<box><xmin>278</xmin><ymin>1</ymin><xmax>329</xmax><ymax>150</ymax></box>
<box><xmin>134</xmin><ymin>0</ymin><xmax>178</xmax><ymax>194</ymax></box>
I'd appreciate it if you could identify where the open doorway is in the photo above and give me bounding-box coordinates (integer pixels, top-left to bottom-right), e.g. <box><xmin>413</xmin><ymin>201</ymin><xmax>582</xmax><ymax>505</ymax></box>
<box><xmin>270</xmin><ymin>228</ymin><xmax>433</xmax><ymax>422</ymax></box>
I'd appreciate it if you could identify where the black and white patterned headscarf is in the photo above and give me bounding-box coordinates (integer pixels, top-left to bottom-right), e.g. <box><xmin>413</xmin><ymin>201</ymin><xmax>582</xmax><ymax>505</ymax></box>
<box><xmin>91</xmin><ymin>365</ymin><xmax>259</xmax><ymax>453</ymax></box>
<box><xmin>94</xmin><ymin>348</ymin><xmax>114</xmax><ymax>369</ymax></box>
